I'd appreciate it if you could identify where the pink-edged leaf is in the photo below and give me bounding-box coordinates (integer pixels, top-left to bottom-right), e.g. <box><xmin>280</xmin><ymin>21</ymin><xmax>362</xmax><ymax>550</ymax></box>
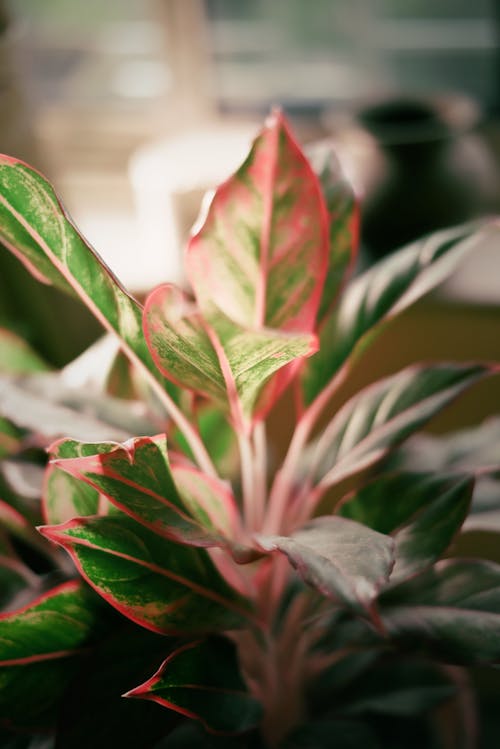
<box><xmin>0</xmin><ymin>327</ymin><xmax>49</xmax><ymax>375</ymax></box>
<box><xmin>50</xmin><ymin>434</ymin><xmax>243</xmax><ymax>550</ymax></box>
<box><xmin>310</xmin><ymin>363</ymin><xmax>490</xmax><ymax>498</ymax></box>
<box><xmin>187</xmin><ymin>110</ymin><xmax>329</xmax><ymax>333</ymax></box>
<box><xmin>0</xmin><ymin>156</ymin><xmax>169</xmax><ymax>393</ymax></box>
<box><xmin>39</xmin><ymin>515</ymin><xmax>253</xmax><ymax>634</ymax></box>
<box><xmin>302</xmin><ymin>223</ymin><xmax>498</xmax><ymax>406</ymax></box>
<box><xmin>0</xmin><ymin>580</ymin><xmax>103</xmax><ymax>730</ymax></box>
<box><xmin>307</xmin><ymin>143</ymin><xmax>359</xmax><ymax>322</ymax></box>
<box><xmin>125</xmin><ymin>638</ymin><xmax>262</xmax><ymax>734</ymax></box>
<box><xmin>256</xmin><ymin>516</ymin><xmax>394</xmax><ymax>613</ymax></box>
<box><xmin>144</xmin><ymin>283</ymin><xmax>316</xmax><ymax>427</ymax></box>
<box><xmin>43</xmin><ymin>437</ymin><xmax>120</xmax><ymax>524</ymax></box>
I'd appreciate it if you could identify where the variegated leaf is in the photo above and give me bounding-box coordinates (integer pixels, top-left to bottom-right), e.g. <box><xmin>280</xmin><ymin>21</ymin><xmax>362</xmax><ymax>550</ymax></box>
<box><xmin>0</xmin><ymin>157</ymin><xmax>167</xmax><ymax>393</ymax></box>
<box><xmin>302</xmin><ymin>223</ymin><xmax>497</xmax><ymax>406</ymax></box>
<box><xmin>187</xmin><ymin>110</ymin><xmax>329</xmax><ymax>333</ymax></box>
<box><xmin>310</xmin><ymin>363</ymin><xmax>488</xmax><ymax>498</ymax></box>
<box><xmin>39</xmin><ymin>515</ymin><xmax>253</xmax><ymax>634</ymax></box>
<box><xmin>49</xmin><ymin>435</ymin><xmax>242</xmax><ymax>549</ymax></box>
<box><xmin>144</xmin><ymin>283</ymin><xmax>316</xmax><ymax>427</ymax></box>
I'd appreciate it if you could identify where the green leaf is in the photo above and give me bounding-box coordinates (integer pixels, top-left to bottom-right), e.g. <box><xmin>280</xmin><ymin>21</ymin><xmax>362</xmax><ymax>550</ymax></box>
<box><xmin>0</xmin><ymin>157</ymin><xmax>166</xmax><ymax>391</ymax></box>
<box><xmin>50</xmin><ymin>435</ymin><xmax>242</xmax><ymax>550</ymax></box>
<box><xmin>0</xmin><ymin>581</ymin><xmax>103</xmax><ymax>730</ymax></box>
<box><xmin>39</xmin><ymin>515</ymin><xmax>253</xmax><ymax>634</ymax></box>
<box><xmin>0</xmin><ymin>498</ymin><xmax>56</xmax><ymax>560</ymax></box>
<box><xmin>0</xmin><ymin>416</ymin><xmax>24</xmax><ymax>458</ymax></box>
<box><xmin>186</xmin><ymin>110</ymin><xmax>329</xmax><ymax>334</ymax></box>
<box><xmin>307</xmin><ymin>143</ymin><xmax>358</xmax><ymax>322</ymax></box>
<box><xmin>256</xmin><ymin>516</ymin><xmax>394</xmax><ymax>613</ymax></box>
<box><xmin>380</xmin><ymin>559</ymin><xmax>500</xmax><ymax>663</ymax></box>
<box><xmin>339</xmin><ymin>472</ymin><xmax>474</xmax><ymax>583</ymax></box>
<box><xmin>311</xmin><ymin>363</ymin><xmax>488</xmax><ymax>496</ymax></box>
<box><xmin>144</xmin><ymin>284</ymin><xmax>316</xmax><ymax>427</ymax></box>
<box><xmin>125</xmin><ymin>638</ymin><xmax>263</xmax><ymax>734</ymax></box>
<box><xmin>0</xmin><ymin>327</ymin><xmax>49</xmax><ymax>374</ymax></box>
<box><xmin>302</xmin><ymin>223</ymin><xmax>497</xmax><ymax>405</ymax></box>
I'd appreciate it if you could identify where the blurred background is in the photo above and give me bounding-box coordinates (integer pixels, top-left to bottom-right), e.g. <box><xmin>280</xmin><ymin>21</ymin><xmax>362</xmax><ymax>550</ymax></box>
<box><xmin>0</xmin><ymin>0</ymin><xmax>499</xmax><ymax>363</ymax></box>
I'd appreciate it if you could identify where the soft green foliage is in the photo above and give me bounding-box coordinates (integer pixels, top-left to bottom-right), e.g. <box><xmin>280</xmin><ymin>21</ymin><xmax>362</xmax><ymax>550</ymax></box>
<box><xmin>0</xmin><ymin>113</ymin><xmax>499</xmax><ymax>749</ymax></box>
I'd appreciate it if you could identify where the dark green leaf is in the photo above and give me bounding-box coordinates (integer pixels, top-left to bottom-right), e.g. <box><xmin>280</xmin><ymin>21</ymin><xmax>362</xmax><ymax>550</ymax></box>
<box><xmin>257</xmin><ymin>516</ymin><xmax>394</xmax><ymax>612</ymax></box>
<box><xmin>126</xmin><ymin>638</ymin><xmax>262</xmax><ymax>734</ymax></box>
<box><xmin>0</xmin><ymin>581</ymin><xmax>103</xmax><ymax>730</ymax></box>
<box><xmin>339</xmin><ymin>472</ymin><xmax>474</xmax><ymax>583</ymax></box>
<box><xmin>380</xmin><ymin>559</ymin><xmax>500</xmax><ymax>663</ymax></box>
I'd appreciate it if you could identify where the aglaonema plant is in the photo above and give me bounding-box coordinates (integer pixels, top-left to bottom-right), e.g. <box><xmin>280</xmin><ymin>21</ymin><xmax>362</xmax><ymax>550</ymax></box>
<box><xmin>0</xmin><ymin>110</ymin><xmax>499</xmax><ymax>749</ymax></box>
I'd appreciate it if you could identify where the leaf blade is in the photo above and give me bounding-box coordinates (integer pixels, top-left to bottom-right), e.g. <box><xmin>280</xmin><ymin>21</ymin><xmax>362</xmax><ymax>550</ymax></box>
<box><xmin>125</xmin><ymin>638</ymin><xmax>263</xmax><ymax>734</ymax></box>
<box><xmin>186</xmin><ymin>110</ymin><xmax>329</xmax><ymax>333</ymax></box>
<box><xmin>257</xmin><ymin>516</ymin><xmax>394</xmax><ymax>612</ymax></box>
<box><xmin>39</xmin><ymin>515</ymin><xmax>253</xmax><ymax>634</ymax></box>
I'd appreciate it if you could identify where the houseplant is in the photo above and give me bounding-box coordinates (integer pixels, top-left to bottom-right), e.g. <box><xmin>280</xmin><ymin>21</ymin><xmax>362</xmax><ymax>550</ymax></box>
<box><xmin>0</xmin><ymin>110</ymin><xmax>499</xmax><ymax>748</ymax></box>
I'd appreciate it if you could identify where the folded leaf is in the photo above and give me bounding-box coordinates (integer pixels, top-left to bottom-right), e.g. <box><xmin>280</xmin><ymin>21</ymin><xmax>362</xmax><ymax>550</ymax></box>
<box><xmin>302</xmin><ymin>223</ymin><xmax>496</xmax><ymax>405</ymax></box>
<box><xmin>311</xmin><ymin>363</ymin><xmax>488</xmax><ymax>496</ymax></box>
<box><xmin>0</xmin><ymin>581</ymin><xmax>102</xmax><ymax>729</ymax></box>
<box><xmin>39</xmin><ymin>516</ymin><xmax>253</xmax><ymax>634</ymax></box>
<box><xmin>339</xmin><ymin>472</ymin><xmax>474</xmax><ymax>583</ymax></box>
<box><xmin>144</xmin><ymin>284</ymin><xmax>316</xmax><ymax>427</ymax></box>
<box><xmin>0</xmin><ymin>157</ymin><xmax>165</xmax><ymax>390</ymax></box>
<box><xmin>50</xmin><ymin>435</ymin><xmax>242</xmax><ymax>549</ymax></box>
<box><xmin>380</xmin><ymin>559</ymin><xmax>500</xmax><ymax>663</ymax></box>
<box><xmin>187</xmin><ymin>110</ymin><xmax>329</xmax><ymax>334</ymax></box>
<box><xmin>125</xmin><ymin>638</ymin><xmax>263</xmax><ymax>734</ymax></box>
<box><xmin>256</xmin><ymin>516</ymin><xmax>394</xmax><ymax>613</ymax></box>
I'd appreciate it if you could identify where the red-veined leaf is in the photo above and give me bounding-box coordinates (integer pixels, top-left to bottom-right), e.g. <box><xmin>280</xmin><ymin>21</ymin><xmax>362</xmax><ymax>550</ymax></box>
<box><xmin>302</xmin><ymin>223</ymin><xmax>498</xmax><ymax>406</ymax></box>
<box><xmin>256</xmin><ymin>516</ymin><xmax>394</xmax><ymax>613</ymax></box>
<box><xmin>144</xmin><ymin>283</ymin><xmax>316</xmax><ymax>428</ymax></box>
<box><xmin>49</xmin><ymin>435</ymin><xmax>243</xmax><ymax>550</ymax></box>
<box><xmin>39</xmin><ymin>516</ymin><xmax>254</xmax><ymax>634</ymax></box>
<box><xmin>125</xmin><ymin>638</ymin><xmax>262</xmax><ymax>734</ymax></box>
<box><xmin>186</xmin><ymin>110</ymin><xmax>329</xmax><ymax>334</ymax></box>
